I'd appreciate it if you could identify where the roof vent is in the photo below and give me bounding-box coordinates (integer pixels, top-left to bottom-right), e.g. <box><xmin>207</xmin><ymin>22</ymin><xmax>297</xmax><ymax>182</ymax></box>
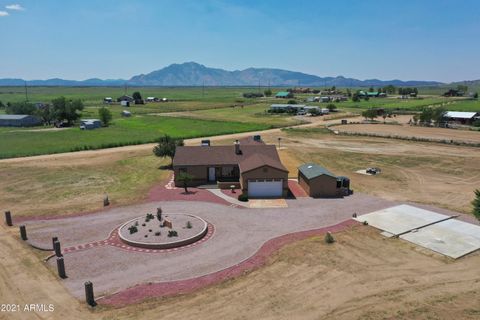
<box><xmin>307</xmin><ymin>165</ymin><xmax>313</xmax><ymax>169</ymax></box>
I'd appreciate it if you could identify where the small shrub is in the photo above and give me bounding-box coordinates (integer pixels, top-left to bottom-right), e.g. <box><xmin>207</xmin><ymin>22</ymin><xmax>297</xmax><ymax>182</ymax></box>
<box><xmin>128</xmin><ymin>226</ymin><xmax>138</xmax><ymax>234</ymax></box>
<box><xmin>144</xmin><ymin>235</ymin><xmax>148</xmax><ymax>238</ymax></box>
<box><xmin>149</xmin><ymin>229</ymin><xmax>152</xmax><ymax>232</ymax></box>
<box><xmin>238</xmin><ymin>193</ymin><xmax>249</xmax><ymax>202</ymax></box>
<box><xmin>324</xmin><ymin>232</ymin><xmax>335</xmax><ymax>244</ymax></box>
<box><xmin>363</xmin><ymin>220</ymin><xmax>369</xmax><ymax>225</ymax></box>
<box><xmin>146</xmin><ymin>213</ymin><xmax>154</xmax><ymax>220</ymax></box>
<box><xmin>186</xmin><ymin>221</ymin><xmax>192</xmax><ymax>229</ymax></box>
<box><xmin>168</xmin><ymin>230</ymin><xmax>178</xmax><ymax>237</ymax></box>
<box><xmin>154</xmin><ymin>231</ymin><xmax>161</xmax><ymax>236</ymax></box>
<box><xmin>142</xmin><ymin>223</ymin><xmax>146</xmax><ymax>227</ymax></box>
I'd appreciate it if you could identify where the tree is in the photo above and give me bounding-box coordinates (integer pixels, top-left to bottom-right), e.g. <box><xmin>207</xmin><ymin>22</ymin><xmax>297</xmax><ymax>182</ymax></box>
<box><xmin>35</xmin><ymin>104</ymin><xmax>54</xmax><ymax>125</ymax></box>
<box><xmin>326</xmin><ymin>103</ymin><xmax>337</xmax><ymax>112</ymax></box>
<box><xmin>51</xmin><ymin>96</ymin><xmax>84</xmax><ymax>125</ymax></box>
<box><xmin>362</xmin><ymin>109</ymin><xmax>378</xmax><ymax>121</ymax></box>
<box><xmin>5</xmin><ymin>101</ymin><xmax>36</xmax><ymax>115</ymax></box>
<box><xmin>472</xmin><ymin>189</ymin><xmax>480</xmax><ymax>221</ymax></box>
<box><xmin>177</xmin><ymin>171</ymin><xmax>193</xmax><ymax>193</ymax></box>
<box><xmin>132</xmin><ymin>91</ymin><xmax>142</xmax><ymax>100</ymax></box>
<box><xmin>264</xmin><ymin>89</ymin><xmax>272</xmax><ymax>97</ymax></box>
<box><xmin>368</xmin><ymin>87</ymin><xmax>374</xmax><ymax>92</ymax></box>
<box><xmin>152</xmin><ymin>135</ymin><xmax>184</xmax><ymax>166</ymax></box>
<box><xmin>0</xmin><ymin>100</ymin><xmax>5</xmax><ymax>109</ymax></box>
<box><xmin>98</xmin><ymin>107</ymin><xmax>112</xmax><ymax>127</ymax></box>
<box><xmin>432</xmin><ymin>106</ymin><xmax>446</xmax><ymax>126</ymax></box>
<box><xmin>287</xmin><ymin>99</ymin><xmax>297</xmax><ymax>104</ymax></box>
<box><xmin>474</xmin><ymin>92</ymin><xmax>478</xmax><ymax>99</ymax></box>
<box><xmin>352</xmin><ymin>93</ymin><xmax>360</xmax><ymax>102</ymax></box>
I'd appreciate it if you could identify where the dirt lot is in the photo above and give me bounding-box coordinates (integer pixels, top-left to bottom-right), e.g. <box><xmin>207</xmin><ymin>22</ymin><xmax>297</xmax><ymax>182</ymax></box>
<box><xmin>250</xmin><ymin>129</ymin><xmax>480</xmax><ymax>214</ymax></box>
<box><xmin>332</xmin><ymin>123</ymin><xmax>480</xmax><ymax>144</ymax></box>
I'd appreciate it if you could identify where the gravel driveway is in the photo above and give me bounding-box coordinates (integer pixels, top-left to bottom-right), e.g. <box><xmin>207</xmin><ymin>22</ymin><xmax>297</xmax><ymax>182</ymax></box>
<box><xmin>23</xmin><ymin>193</ymin><xmax>450</xmax><ymax>299</ymax></box>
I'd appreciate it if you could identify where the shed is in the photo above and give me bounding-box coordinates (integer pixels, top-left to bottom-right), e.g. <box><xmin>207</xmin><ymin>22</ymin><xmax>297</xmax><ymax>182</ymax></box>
<box><xmin>298</xmin><ymin>163</ymin><xmax>350</xmax><ymax>198</ymax></box>
<box><xmin>0</xmin><ymin>114</ymin><xmax>42</xmax><ymax>127</ymax></box>
<box><xmin>443</xmin><ymin>111</ymin><xmax>479</xmax><ymax>125</ymax></box>
<box><xmin>121</xmin><ymin>110</ymin><xmax>132</xmax><ymax>117</ymax></box>
<box><xmin>275</xmin><ymin>91</ymin><xmax>293</xmax><ymax>99</ymax></box>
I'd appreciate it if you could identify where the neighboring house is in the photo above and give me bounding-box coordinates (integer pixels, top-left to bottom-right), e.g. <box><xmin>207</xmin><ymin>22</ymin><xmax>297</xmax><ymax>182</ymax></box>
<box><xmin>359</xmin><ymin>91</ymin><xmax>383</xmax><ymax>98</ymax></box>
<box><xmin>275</xmin><ymin>91</ymin><xmax>294</xmax><ymax>99</ymax></box>
<box><xmin>173</xmin><ymin>136</ymin><xmax>289</xmax><ymax>198</ymax></box>
<box><xmin>80</xmin><ymin>119</ymin><xmax>102</xmax><ymax>130</ymax></box>
<box><xmin>298</xmin><ymin>163</ymin><xmax>351</xmax><ymax>198</ymax></box>
<box><xmin>121</xmin><ymin>110</ymin><xmax>132</xmax><ymax>117</ymax></box>
<box><xmin>146</xmin><ymin>97</ymin><xmax>159</xmax><ymax>102</ymax></box>
<box><xmin>104</xmin><ymin>97</ymin><xmax>113</xmax><ymax>104</ymax></box>
<box><xmin>443</xmin><ymin>111</ymin><xmax>479</xmax><ymax>125</ymax></box>
<box><xmin>0</xmin><ymin>114</ymin><xmax>42</xmax><ymax>127</ymax></box>
<box><xmin>270</xmin><ymin>104</ymin><xmax>321</xmax><ymax>115</ymax></box>
<box><xmin>443</xmin><ymin>89</ymin><xmax>463</xmax><ymax>97</ymax></box>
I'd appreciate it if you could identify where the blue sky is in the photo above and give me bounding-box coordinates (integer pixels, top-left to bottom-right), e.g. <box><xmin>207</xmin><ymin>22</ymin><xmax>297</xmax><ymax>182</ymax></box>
<box><xmin>0</xmin><ymin>0</ymin><xmax>479</xmax><ymax>82</ymax></box>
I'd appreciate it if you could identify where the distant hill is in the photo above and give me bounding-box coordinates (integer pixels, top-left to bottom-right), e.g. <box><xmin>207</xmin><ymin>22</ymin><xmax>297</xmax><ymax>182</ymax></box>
<box><xmin>0</xmin><ymin>62</ymin><xmax>446</xmax><ymax>87</ymax></box>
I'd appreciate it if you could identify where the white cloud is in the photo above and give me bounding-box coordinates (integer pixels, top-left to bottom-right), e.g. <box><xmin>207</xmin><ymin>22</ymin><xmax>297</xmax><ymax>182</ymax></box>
<box><xmin>6</xmin><ymin>4</ymin><xmax>25</xmax><ymax>11</ymax></box>
<box><xmin>0</xmin><ymin>10</ymin><xmax>9</xmax><ymax>16</ymax></box>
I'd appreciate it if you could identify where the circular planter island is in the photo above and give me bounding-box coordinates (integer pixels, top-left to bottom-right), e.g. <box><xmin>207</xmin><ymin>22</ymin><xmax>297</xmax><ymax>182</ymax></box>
<box><xmin>118</xmin><ymin>213</ymin><xmax>208</xmax><ymax>249</ymax></box>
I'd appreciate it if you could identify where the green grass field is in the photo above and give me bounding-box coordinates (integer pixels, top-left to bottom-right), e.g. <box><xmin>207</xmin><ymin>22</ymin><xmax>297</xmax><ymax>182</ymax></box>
<box><xmin>0</xmin><ymin>116</ymin><xmax>269</xmax><ymax>159</ymax></box>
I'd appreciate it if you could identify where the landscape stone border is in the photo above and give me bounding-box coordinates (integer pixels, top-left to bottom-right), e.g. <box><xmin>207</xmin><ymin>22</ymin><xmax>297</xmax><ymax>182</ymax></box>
<box><xmin>118</xmin><ymin>213</ymin><xmax>209</xmax><ymax>250</ymax></box>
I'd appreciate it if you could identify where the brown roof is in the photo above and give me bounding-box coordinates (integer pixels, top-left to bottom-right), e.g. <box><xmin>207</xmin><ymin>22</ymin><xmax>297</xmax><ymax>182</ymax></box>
<box><xmin>173</xmin><ymin>144</ymin><xmax>288</xmax><ymax>173</ymax></box>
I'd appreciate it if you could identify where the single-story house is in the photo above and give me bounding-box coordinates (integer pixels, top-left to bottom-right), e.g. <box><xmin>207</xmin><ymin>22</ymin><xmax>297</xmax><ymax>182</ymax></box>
<box><xmin>80</xmin><ymin>119</ymin><xmax>102</xmax><ymax>130</ymax></box>
<box><xmin>0</xmin><ymin>114</ymin><xmax>42</xmax><ymax>127</ymax></box>
<box><xmin>104</xmin><ymin>97</ymin><xmax>113</xmax><ymax>104</ymax></box>
<box><xmin>146</xmin><ymin>97</ymin><xmax>158</xmax><ymax>102</ymax></box>
<box><xmin>173</xmin><ymin>136</ymin><xmax>289</xmax><ymax>198</ymax></box>
<box><xmin>270</xmin><ymin>104</ymin><xmax>306</xmax><ymax>112</ymax></box>
<box><xmin>275</xmin><ymin>91</ymin><xmax>294</xmax><ymax>99</ymax></box>
<box><xmin>359</xmin><ymin>91</ymin><xmax>384</xmax><ymax>98</ymax></box>
<box><xmin>298</xmin><ymin>163</ymin><xmax>350</xmax><ymax>198</ymax></box>
<box><xmin>443</xmin><ymin>111</ymin><xmax>479</xmax><ymax>125</ymax></box>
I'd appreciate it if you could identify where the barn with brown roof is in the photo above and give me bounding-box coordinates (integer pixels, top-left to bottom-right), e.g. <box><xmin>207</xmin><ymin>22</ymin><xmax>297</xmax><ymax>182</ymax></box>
<box><xmin>173</xmin><ymin>136</ymin><xmax>289</xmax><ymax>198</ymax></box>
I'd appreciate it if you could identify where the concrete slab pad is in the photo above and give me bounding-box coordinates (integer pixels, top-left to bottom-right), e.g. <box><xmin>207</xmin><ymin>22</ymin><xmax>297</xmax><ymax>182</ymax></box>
<box><xmin>354</xmin><ymin>204</ymin><xmax>450</xmax><ymax>236</ymax></box>
<box><xmin>400</xmin><ymin>219</ymin><xmax>480</xmax><ymax>259</ymax></box>
<box><xmin>249</xmin><ymin>199</ymin><xmax>288</xmax><ymax>208</ymax></box>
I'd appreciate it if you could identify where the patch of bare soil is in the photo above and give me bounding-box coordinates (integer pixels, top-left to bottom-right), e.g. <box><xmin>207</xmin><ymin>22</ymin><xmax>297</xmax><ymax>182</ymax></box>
<box><xmin>99</xmin><ymin>226</ymin><xmax>480</xmax><ymax>320</ymax></box>
<box><xmin>333</xmin><ymin>123</ymin><xmax>480</xmax><ymax>144</ymax></box>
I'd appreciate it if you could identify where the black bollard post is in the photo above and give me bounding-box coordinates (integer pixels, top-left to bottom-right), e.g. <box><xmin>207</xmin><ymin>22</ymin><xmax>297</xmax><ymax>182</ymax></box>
<box><xmin>19</xmin><ymin>225</ymin><xmax>27</xmax><ymax>241</ymax></box>
<box><xmin>57</xmin><ymin>257</ymin><xmax>66</xmax><ymax>279</ymax></box>
<box><xmin>4</xmin><ymin>211</ymin><xmax>12</xmax><ymax>226</ymax></box>
<box><xmin>52</xmin><ymin>236</ymin><xmax>58</xmax><ymax>250</ymax></box>
<box><xmin>84</xmin><ymin>281</ymin><xmax>96</xmax><ymax>307</ymax></box>
<box><xmin>53</xmin><ymin>240</ymin><xmax>62</xmax><ymax>257</ymax></box>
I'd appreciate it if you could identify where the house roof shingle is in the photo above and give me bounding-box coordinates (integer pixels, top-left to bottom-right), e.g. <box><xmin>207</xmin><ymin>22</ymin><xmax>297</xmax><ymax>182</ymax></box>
<box><xmin>173</xmin><ymin>144</ymin><xmax>288</xmax><ymax>173</ymax></box>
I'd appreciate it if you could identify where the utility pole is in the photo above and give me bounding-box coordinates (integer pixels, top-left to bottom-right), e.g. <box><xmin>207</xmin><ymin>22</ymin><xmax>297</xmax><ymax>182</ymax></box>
<box><xmin>24</xmin><ymin>81</ymin><xmax>28</xmax><ymax>102</ymax></box>
<box><xmin>202</xmin><ymin>80</ymin><xmax>205</xmax><ymax>98</ymax></box>
<box><xmin>124</xmin><ymin>82</ymin><xmax>127</xmax><ymax>95</ymax></box>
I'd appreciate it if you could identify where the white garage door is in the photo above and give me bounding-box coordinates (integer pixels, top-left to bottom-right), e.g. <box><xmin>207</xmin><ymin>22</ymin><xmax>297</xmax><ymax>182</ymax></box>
<box><xmin>248</xmin><ymin>179</ymin><xmax>283</xmax><ymax>198</ymax></box>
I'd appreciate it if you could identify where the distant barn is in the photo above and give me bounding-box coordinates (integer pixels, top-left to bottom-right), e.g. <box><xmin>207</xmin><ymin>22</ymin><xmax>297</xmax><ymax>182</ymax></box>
<box><xmin>0</xmin><ymin>115</ymin><xmax>42</xmax><ymax>127</ymax></box>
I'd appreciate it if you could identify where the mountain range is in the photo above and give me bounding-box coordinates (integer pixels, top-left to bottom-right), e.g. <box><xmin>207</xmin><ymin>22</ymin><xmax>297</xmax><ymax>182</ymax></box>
<box><xmin>0</xmin><ymin>62</ymin><xmax>449</xmax><ymax>87</ymax></box>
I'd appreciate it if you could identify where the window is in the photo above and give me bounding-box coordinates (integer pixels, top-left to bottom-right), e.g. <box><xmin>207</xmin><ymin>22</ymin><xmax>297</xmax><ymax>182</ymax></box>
<box><xmin>179</xmin><ymin>167</ymin><xmax>187</xmax><ymax>173</ymax></box>
<box><xmin>336</xmin><ymin>180</ymin><xmax>342</xmax><ymax>188</ymax></box>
